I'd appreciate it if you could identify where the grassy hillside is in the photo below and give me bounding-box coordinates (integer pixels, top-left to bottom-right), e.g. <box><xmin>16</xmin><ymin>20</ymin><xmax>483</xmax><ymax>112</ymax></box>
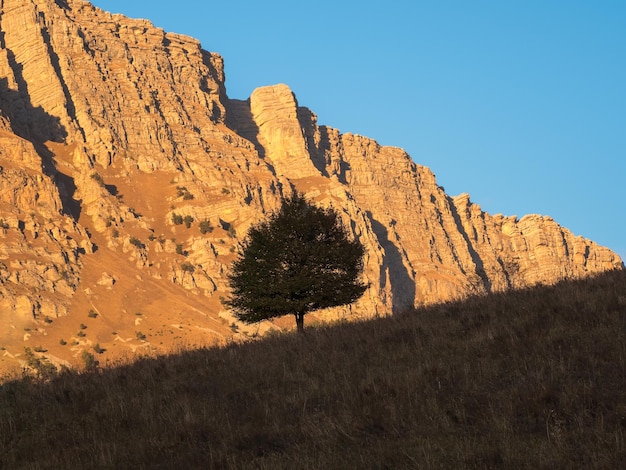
<box><xmin>2</xmin><ymin>270</ymin><xmax>625</xmax><ymax>469</ymax></box>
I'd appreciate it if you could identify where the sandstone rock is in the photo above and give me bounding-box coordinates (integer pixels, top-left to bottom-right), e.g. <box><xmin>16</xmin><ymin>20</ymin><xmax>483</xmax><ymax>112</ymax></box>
<box><xmin>0</xmin><ymin>0</ymin><xmax>621</xmax><ymax>373</ymax></box>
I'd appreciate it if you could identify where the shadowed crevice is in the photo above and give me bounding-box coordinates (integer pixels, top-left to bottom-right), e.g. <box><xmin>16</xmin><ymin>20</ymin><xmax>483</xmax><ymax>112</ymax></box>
<box><xmin>446</xmin><ymin>196</ymin><xmax>492</xmax><ymax>291</ymax></box>
<box><xmin>296</xmin><ymin>106</ymin><xmax>329</xmax><ymax>177</ymax></box>
<box><xmin>224</xmin><ymin>98</ymin><xmax>265</xmax><ymax>158</ymax></box>
<box><xmin>318</xmin><ymin>125</ymin><xmax>349</xmax><ymax>184</ymax></box>
<box><xmin>38</xmin><ymin>14</ymin><xmax>87</xmax><ymax>143</ymax></box>
<box><xmin>368</xmin><ymin>214</ymin><xmax>416</xmax><ymax>313</ymax></box>
<box><xmin>54</xmin><ymin>0</ymin><xmax>71</xmax><ymax>9</ymax></box>
<box><xmin>200</xmin><ymin>49</ymin><xmax>226</xmax><ymax>122</ymax></box>
<box><xmin>0</xmin><ymin>60</ymin><xmax>80</xmax><ymax>221</ymax></box>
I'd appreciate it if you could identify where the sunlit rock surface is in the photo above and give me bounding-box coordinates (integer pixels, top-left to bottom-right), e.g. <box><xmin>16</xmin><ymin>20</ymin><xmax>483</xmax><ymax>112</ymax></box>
<box><xmin>0</xmin><ymin>0</ymin><xmax>621</xmax><ymax>373</ymax></box>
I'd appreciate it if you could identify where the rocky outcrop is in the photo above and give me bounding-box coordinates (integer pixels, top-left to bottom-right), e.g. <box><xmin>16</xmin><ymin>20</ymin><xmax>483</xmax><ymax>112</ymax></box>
<box><xmin>0</xmin><ymin>128</ymin><xmax>92</xmax><ymax>325</ymax></box>
<box><xmin>0</xmin><ymin>0</ymin><xmax>622</xmax><ymax>373</ymax></box>
<box><xmin>228</xmin><ymin>84</ymin><xmax>621</xmax><ymax>307</ymax></box>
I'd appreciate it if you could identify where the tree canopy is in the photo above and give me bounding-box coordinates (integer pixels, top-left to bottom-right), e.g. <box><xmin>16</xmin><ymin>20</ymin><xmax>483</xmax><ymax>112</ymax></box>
<box><xmin>224</xmin><ymin>192</ymin><xmax>367</xmax><ymax>332</ymax></box>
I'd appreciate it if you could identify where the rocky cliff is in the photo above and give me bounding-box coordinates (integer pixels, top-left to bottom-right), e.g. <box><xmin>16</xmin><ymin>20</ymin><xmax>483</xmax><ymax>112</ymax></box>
<box><xmin>0</xmin><ymin>0</ymin><xmax>622</xmax><ymax>374</ymax></box>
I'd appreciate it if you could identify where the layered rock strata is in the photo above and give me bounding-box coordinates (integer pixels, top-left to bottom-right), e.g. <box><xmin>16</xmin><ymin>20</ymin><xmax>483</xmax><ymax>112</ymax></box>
<box><xmin>0</xmin><ymin>0</ymin><xmax>621</xmax><ymax>372</ymax></box>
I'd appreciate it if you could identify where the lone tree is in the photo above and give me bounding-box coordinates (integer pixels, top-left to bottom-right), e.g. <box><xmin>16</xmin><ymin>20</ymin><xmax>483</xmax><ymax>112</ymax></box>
<box><xmin>224</xmin><ymin>192</ymin><xmax>367</xmax><ymax>333</ymax></box>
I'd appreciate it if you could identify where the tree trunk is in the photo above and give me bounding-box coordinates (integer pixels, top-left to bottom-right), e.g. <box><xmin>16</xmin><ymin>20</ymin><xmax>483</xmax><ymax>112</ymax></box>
<box><xmin>295</xmin><ymin>312</ymin><xmax>305</xmax><ymax>333</ymax></box>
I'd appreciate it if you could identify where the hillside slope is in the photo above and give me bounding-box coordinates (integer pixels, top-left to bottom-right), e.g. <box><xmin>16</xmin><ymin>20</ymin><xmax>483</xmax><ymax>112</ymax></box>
<box><xmin>2</xmin><ymin>270</ymin><xmax>625</xmax><ymax>468</ymax></box>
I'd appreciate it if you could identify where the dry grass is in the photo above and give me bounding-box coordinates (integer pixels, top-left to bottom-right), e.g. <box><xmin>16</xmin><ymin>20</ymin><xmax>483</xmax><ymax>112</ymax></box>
<box><xmin>1</xmin><ymin>270</ymin><xmax>625</xmax><ymax>469</ymax></box>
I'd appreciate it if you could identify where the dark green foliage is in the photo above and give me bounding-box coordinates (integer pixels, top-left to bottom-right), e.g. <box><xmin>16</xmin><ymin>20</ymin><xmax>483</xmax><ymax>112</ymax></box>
<box><xmin>224</xmin><ymin>192</ymin><xmax>367</xmax><ymax>332</ymax></box>
<box><xmin>129</xmin><ymin>237</ymin><xmax>144</xmax><ymax>249</ymax></box>
<box><xmin>199</xmin><ymin>219</ymin><xmax>213</xmax><ymax>234</ymax></box>
<box><xmin>183</xmin><ymin>215</ymin><xmax>194</xmax><ymax>228</ymax></box>
<box><xmin>176</xmin><ymin>186</ymin><xmax>194</xmax><ymax>200</ymax></box>
<box><xmin>81</xmin><ymin>351</ymin><xmax>98</xmax><ymax>371</ymax></box>
<box><xmin>23</xmin><ymin>347</ymin><xmax>57</xmax><ymax>380</ymax></box>
<box><xmin>181</xmin><ymin>263</ymin><xmax>195</xmax><ymax>273</ymax></box>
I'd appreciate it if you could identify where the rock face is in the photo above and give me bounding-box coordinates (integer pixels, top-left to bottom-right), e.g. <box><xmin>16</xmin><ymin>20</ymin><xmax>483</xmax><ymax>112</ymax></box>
<box><xmin>0</xmin><ymin>0</ymin><xmax>622</xmax><ymax>372</ymax></box>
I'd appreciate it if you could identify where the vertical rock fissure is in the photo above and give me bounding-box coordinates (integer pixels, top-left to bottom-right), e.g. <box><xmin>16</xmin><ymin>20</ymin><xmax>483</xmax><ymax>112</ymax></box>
<box><xmin>2</xmin><ymin>43</ymin><xmax>80</xmax><ymax>221</ymax></box>
<box><xmin>296</xmin><ymin>106</ymin><xmax>329</xmax><ymax>177</ymax></box>
<box><xmin>369</xmin><ymin>215</ymin><xmax>416</xmax><ymax>313</ymax></box>
<box><xmin>447</xmin><ymin>196</ymin><xmax>492</xmax><ymax>291</ymax></box>
<box><xmin>38</xmin><ymin>13</ymin><xmax>87</xmax><ymax>143</ymax></box>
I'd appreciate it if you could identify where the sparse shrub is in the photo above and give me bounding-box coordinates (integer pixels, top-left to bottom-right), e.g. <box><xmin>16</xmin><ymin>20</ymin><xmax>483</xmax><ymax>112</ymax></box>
<box><xmin>81</xmin><ymin>350</ymin><xmax>98</xmax><ymax>371</ymax></box>
<box><xmin>59</xmin><ymin>339</ymin><xmax>67</xmax><ymax>346</ymax></box>
<box><xmin>128</xmin><ymin>207</ymin><xmax>142</xmax><ymax>218</ymax></box>
<box><xmin>221</xmin><ymin>187</ymin><xmax>230</xmax><ymax>195</ymax></box>
<box><xmin>183</xmin><ymin>215</ymin><xmax>194</xmax><ymax>228</ymax></box>
<box><xmin>90</xmin><ymin>172</ymin><xmax>105</xmax><ymax>186</ymax></box>
<box><xmin>88</xmin><ymin>310</ymin><xmax>98</xmax><ymax>318</ymax></box>
<box><xmin>181</xmin><ymin>263</ymin><xmax>195</xmax><ymax>274</ymax></box>
<box><xmin>111</xmin><ymin>228</ymin><xmax>119</xmax><ymax>238</ymax></box>
<box><xmin>177</xmin><ymin>186</ymin><xmax>194</xmax><ymax>200</ymax></box>
<box><xmin>80</xmin><ymin>323</ymin><xmax>87</xmax><ymax>330</ymax></box>
<box><xmin>175</xmin><ymin>244</ymin><xmax>184</xmax><ymax>255</ymax></box>
<box><xmin>136</xmin><ymin>331</ymin><xmax>146</xmax><ymax>341</ymax></box>
<box><xmin>199</xmin><ymin>220</ymin><xmax>213</xmax><ymax>234</ymax></box>
<box><xmin>76</xmin><ymin>331</ymin><xmax>86</xmax><ymax>338</ymax></box>
<box><xmin>148</xmin><ymin>234</ymin><xmax>156</xmax><ymax>241</ymax></box>
<box><xmin>129</xmin><ymin>237</ymin><xmax>144</xmax><ymax>249</ymax></box>
<box><xmin>171</xmin><ymin>213</ymin><xmax>183</xmax><ymax>225</ymax></box>
<box><xmin>227</xmin><ymin>225</ymin><xmax>236</xmax><ymax>238</ymax></box>
<box><xmin>93</xmin><ymin>343</ymin><xmax>105</xmax><ymax>354</ymax></box>
<box><xmin>33</xmin><ymin>346</ymin><xmax>47</xmax><ymax>353</ymax></box>
<box><xmin>23</xmin><ymin>347</ymin><xmax>57</xmax><ymax>380</ymax></box>
<box><xmin>43</xmin><ymin>317</ymin><xmax>53</xmax><ymax>324</ymax></box>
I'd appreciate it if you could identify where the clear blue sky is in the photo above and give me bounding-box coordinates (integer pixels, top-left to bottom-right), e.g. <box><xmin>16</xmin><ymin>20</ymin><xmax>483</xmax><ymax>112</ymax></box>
<box><xmin>91</xmin><ymin>1</ymin><xmax>625</xmax><ymax>261</ymax></box>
